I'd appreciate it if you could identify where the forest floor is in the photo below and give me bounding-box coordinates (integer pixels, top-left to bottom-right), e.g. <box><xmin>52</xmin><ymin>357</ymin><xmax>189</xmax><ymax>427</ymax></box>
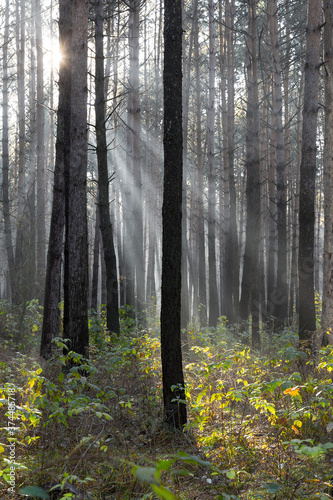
<box><xmin>1</xmin><ymin>300</ymin><xmax>333</xmax><ymax>500</ymax></box>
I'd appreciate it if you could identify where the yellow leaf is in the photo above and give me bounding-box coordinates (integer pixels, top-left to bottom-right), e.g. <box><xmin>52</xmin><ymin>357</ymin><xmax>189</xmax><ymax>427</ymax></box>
<box><xmin>291</xmin><ymin>425</ymin><xmax>300</xmax><ymax>434</ymax></box>
<box><xmin>210</xmin><ymin>393</ymin><xmax>222</xmax><ymax>403</ymax></box>
<box><xmin>284</xmin><ymin>386</ymin><xmax>300</xmax><ymax>397</ymax></box>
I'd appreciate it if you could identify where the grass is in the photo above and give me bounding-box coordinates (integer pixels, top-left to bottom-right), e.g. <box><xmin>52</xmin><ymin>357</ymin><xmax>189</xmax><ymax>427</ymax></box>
<box><xmin>1</xmin><ymin>301</ymin><xmax>333</xmax><ymax>499</ymax></box>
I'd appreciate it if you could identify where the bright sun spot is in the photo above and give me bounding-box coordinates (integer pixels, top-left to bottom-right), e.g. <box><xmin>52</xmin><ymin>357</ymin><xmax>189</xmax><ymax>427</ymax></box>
<box><xmin>44</xmin><ymin>36</ymin><xmax>62</xmax><ymax>73</ymax></box>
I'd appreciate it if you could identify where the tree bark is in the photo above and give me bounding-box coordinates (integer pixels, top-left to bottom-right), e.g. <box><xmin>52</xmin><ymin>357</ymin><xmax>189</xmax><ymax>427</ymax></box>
<box><xmin>41</xmin><ymin>0</ymin><xmax>71</xmax><ymax>359</ymax></box>
<box><xmin>95</xmin><ymin>0</ymin><xmax>120</xmax><ymax>335</ymax></box>
<box><xmin>14</xmin><ymin>0</ymin><xmax>26</xmax><ymax>304</ymax></box>
<box><xmin>161</xmin><ymin>0</ymin><xmax>187</xmax><ymax>428</ymax></box>
<box><xmin>2</xmin><ymin>0</ymin><xmax>15</xmax><ymax>298</ymax></box>
<box><xmin>193</xmin><ymin>0</ymin><xmax>207</xmax><ymax>325</ymax></box>
<box><xmin>63</xmin><ymin>0</ymin><xmax>89</xmax><ymax>358</ymax></box>
<box><xmin>269</xmin><ymin>0</ymin><xmax>288</xmax><ymax>327</ymax></box>
<box><xmin>322</xmin><ymin>0</ymin><xmax>333</xmax><ymax>344</ymax></box>
<box><xmin>207</xmin><ymin>0</ymin><xmax>219</xmax><ymax>327</ymax></box>
<box><xmin>298</xmin><ymin>0</ymin><xmax>321</xmax><ymax>345</ymax></box>
<box><xmin>35</xmin><ymin>0</ymin><xmax>46</xmax><ymax>300</ymax></box>
<box><xmin>240</xmin><ymin>0</ymin><xmax>261</xmax><ymax>349</ymax></box>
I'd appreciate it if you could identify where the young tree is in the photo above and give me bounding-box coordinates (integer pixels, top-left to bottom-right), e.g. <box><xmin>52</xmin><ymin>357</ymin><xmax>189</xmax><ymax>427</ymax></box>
<box><xmin>298</xmin><ymin>0</ymin><xmax>321</xmax><ymax>346</ymax></box>
<box><xmin>160</xmin><ymin>0</ymin><xmax>187</xmax><ymax>428</ymax></box>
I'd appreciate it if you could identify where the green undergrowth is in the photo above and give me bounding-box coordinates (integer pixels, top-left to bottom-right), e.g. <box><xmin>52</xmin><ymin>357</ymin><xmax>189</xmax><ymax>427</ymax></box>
<box><xmin>1</xmin><ymin>301</ymin><xmax>333</xmax><ymax>499</ymax></box>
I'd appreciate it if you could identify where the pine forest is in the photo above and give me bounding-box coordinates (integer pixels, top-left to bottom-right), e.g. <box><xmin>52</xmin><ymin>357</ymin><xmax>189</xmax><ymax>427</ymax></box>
<box><xmin>1</xmin><ymin>0</ymin><xmax>333</xmax><ymax>498</ymax></box>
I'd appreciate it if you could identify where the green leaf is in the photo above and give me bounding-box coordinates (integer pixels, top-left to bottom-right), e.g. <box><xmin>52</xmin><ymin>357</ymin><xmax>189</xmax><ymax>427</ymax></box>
<box><xmin>58</xmin><ymin>372</ymin><xmax>64</xmax><ymax>383</ymax></box>
<box><xmin>171</xmin><ymin>469</ymin><xmax>193</xmax><ymax>477</ymax></box>
<box><xmin>177</xmin><ymin>452</ymin><xmax>211</xmax><ymax>467</ymax></box>
<box><xmin>133</xmin><ymin>466</ymin><xmax>160</xmax><ymax>486</ymax></box>
<box><xmin>262</xmin><ymin>482</ymin><xmax>281</xmax><ymax>493</ymax></box>
<box><xmin>324</xmin><ymin>442</ymin><xmax>333</xmax><ymax>450</ymax></box>
<box><xmin>19</xmin><ymin>486</ymin><xmax>49</xmax><ymax>498</ymax></box>
<box><xmin>151</xmin><ymin>484</ymin><xmax>180</xmax><ymax>500</ymax></box>
<box><xmin>226</xmin><ymin>469</ymin><xmax>236</xmax><ymax>479</ymax></box>
<box><xmin>290</xmin><ymin>372</ymin><xmax>302</xmax><ymax>382</ymax></box>
<box><xmin>156</xmin><ymin>459</ymin><xmax>176</xmax><ymax>472</ymax></box>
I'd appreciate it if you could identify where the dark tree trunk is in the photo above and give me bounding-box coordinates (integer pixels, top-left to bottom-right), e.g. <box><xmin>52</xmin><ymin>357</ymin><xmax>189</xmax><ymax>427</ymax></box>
<box><xmin>95</xmin><ymin>0</ymin><xmax>120</xmax><ymax>335</ymax></box>
<box><xmin>194</xmin><ymin>0</ymin><xmax>206</xmax><ymax>325</ymax></box>
<box><xmin>14</xmin><ymin>0</ymin><xmax>26</xmax><ymax>305</ymax></box>
<box><xmin>322</xmin><ymin>0</ymin><xmax>333</xmax><ymax>345</ymax></box>
<box><xmin>298</xmin><ymin>0</ymin><xmax>321</xmax><ymax>345</ymax></box>
<box><xmin>269</xmin><ymin>0</ymin><xmax>288</xmax><ymax>327</ymax></box>
<box><xmin>40</xmin><ymin>0</ymin><xmax>70</xmax><ymax>360</ymax></box>
<box><xmin>63</xmin><ymin>0</ymin><xmax>89</xmax><ymax>358</ymax></box>
<box><xmin>239</xmin><ymin>0</ymin><xmax>261</xmax><ymax>349</ymax></box>
<box><xmin>2</xmin><ymin>0</ymin><xmax>15</xmax><ymax>298</ymax></box>
<box><xmin>207</xmin><ymin>0</ymin><xmax>219</xmax><ymax>327</ymax></box>
<box><xmin>224</xmin><ymin>0</ymin><xmax>239</xmax><ymax>322</ymax></box>
<box><xmin>36</xmin><ymin>0</ymin><xmax>46</xmax><ymax>301</ymax></box>
<box><xmin>91</xmin><ymin>205</ymin><xmax>101</xmax><ymax>311</ymax></box>
<box><xmin>161</xmin><ymin>0</ymin><xmax>187</xmax><ymax>428</ymax></box>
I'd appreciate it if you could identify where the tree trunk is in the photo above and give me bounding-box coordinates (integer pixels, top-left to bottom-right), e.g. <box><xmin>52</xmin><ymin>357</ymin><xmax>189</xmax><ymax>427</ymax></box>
<box><xmin>35</xmin><ymin>0</ymin><xmax>46</xmax><ymax>301</ymax></box>
<box><xmin>2</xmin><ymin>0</ymin><xmax>15</xmax><ymax>298</ymax></box>
<box><xmin>322</xmin><ymin>0</ymin><xmax>333</xmax><ymax>344</ymax></box>
<box><xmin>240</xmin><ymin>0</ymin><xmax>261</xmax><ymax>349</ymax></box>
<box><xmin>63</xmin><ymin>0</ymin><xmax>89</xmax><ymax>358</ymax></box>
<box><xmin>194</xmin><ymin>0</ymin><xmax>207</xmax><ymax>325</ymax></box>
<box><xmin>91</xmin><ymin>205</ymin><xmax>101</xmax><ymax>311</ymax></box>
<box><xmin>269</xmin><ymin>0</ymin><xmax>288</xmax><ymax>327</ymax></box>
<box><xmin>223</xmin><ymin>0</ymin><xmax>239</xmax><ymax>322</ymax></box>
<box><xmin>207</xmin><ymin>0</ymin><xmax>219</xmax><ymax>327</ymax></box>
<box><xmin>41</xmin><ymin>0</ymin><xmax>71</xmax><ymax>359</ymax></box>
<box><xmin>14</xmin><ymin>0</ymin><xmax>26</xmax><ymax>304</ymax></box>
<box><xmin>161</xmin><ymin>0</ymin><xmax>187</xmax><ymax>428</ymax></box>
<box><xmin>27</xmin><ymin>17</ymin><xmax>37</xmax><ymax>301</ymax></box>
<box><xmin>298</xmin><ymin>0</ymin><xmax>321</xmax><ymax>345</ymax></box>
<box><xmin>95</xmin><ymin>0</ymin><xmax>120</xmax><ymax>335</ymax></box>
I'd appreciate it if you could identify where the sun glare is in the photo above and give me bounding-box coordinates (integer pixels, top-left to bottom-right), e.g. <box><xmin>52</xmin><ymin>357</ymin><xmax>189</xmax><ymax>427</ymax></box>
<box><xmin>44</xmin><ymin>36</ymin><xmax>62</xmax><ymax>73</ymax></box>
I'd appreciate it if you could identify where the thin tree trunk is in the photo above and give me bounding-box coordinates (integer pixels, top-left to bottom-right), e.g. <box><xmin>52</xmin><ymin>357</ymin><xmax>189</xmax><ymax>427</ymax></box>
<box><xmin>322</xmin><ymin>0</ymin><xmax>333</xmax><ymax>345</ymax></box>
<box><xmin>35</xmin><ymin>0</ymin><xmax>46</xmax><ymax>300</ymax></box>
<box><xmin>14</xmin><ymin>0</ymin><xmax>26</xmax><ymax>304</ymax></box>
<box><xmin>194</xmin><ymin>0</ymin><xmax>207</xmax><ymax>325</ymax></box>
<box><xmin>2</xmin><ymin>0</ymin><xmax>15</xmax><ymax>298</ymax></box>
<box><xmin>95</xmin><ymin>0</ymin><xmax>120</xmax><ymax>334</ymax></box>
<box><xmin>91</xmin><ymin>205</ymin><xmax>101</xmax><ymax>311</ymax></box>
<box><xmin>240</xmin><ymin>0</ymin><xmax>261</xmax><ymax>349</ymax></box>
<box><xmin>207</xmin><ymin>0</ymin><xmax>219</xmax><ymax>326</ymax></box>
<box><xmin>26</xmin><ymin>19</ymin><xmax>37</xmax><ymax>301</ymax></box>
<box><xmin>269</xmin><ymin>0</ymin><xmax>288</xmax><ymax>327</ymax></box>
<box><xmin>131</xmin><ymin>0</ymin><xmax>145</xmax><ymax>313</ymax></box>
<box><xmin>298</xmin><ymin>0</ymin><xmax>321</xmax><ymax>345</ymax></box>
